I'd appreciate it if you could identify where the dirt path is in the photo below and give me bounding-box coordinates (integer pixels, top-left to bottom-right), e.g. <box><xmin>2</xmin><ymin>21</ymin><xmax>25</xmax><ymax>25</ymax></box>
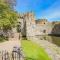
<box><xmin>0</xmin><ymin>40</ymin><xmax>20</xmax><ymax>52</ymax></box>
<box><xmin>31</xmin><ymin>37</ymin><xmax>60</xmax><ymax>60</ymax></box>
<box><xmin>0</xmin><ymin>33</ymin><xmax>20</xmax><ymax>52</ymax></box>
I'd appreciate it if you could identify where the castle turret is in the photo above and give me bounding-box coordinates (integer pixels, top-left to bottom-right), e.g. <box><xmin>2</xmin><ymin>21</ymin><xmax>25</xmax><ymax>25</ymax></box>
<box><xmin>24</xmin><ymin>12</ymin><xmax>36</xmax><ymax>39</ymax></box>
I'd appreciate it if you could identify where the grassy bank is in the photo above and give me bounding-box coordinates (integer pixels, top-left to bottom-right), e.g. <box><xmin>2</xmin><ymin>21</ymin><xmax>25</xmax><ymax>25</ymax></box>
<box><xmin>21</xmin><ymin>40</ymin><xmax>51</xmax><ymax>60</ymax></box>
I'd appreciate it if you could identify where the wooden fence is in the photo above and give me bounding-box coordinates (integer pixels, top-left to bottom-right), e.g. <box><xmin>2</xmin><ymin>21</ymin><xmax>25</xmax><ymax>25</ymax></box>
<box><xmin>0</xmin><ymin>47</ymin><xmax>24</xmax><ymax>60</ymax></box>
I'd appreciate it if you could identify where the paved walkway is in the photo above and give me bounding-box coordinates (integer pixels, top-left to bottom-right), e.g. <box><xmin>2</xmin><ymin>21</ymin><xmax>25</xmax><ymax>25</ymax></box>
<box><xmin>31</xmin><ymin>37</ymin><xmax>60</xmax><ymax>60</ymax></box>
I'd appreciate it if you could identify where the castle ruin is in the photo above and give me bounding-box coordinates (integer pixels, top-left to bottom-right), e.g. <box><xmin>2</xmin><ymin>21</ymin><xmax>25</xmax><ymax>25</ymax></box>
<box><xmin>18</xmin><ymin>12</ymin><xmax>60</xmax><ymax>39</ymax></box>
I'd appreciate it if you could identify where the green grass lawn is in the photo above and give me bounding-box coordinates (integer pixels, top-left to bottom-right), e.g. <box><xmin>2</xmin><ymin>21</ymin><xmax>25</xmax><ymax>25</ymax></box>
<box><xmin>21</xmin><ymin>40</ymin><xmax>51</xmax><ymax>60</ymax></box>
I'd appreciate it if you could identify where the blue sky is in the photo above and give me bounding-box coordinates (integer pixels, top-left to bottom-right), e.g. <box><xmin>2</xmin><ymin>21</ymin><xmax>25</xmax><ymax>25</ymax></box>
<box><xmin>15</xmin><ymin>0</ymin><xmax>60</xmax><ymax>21</ymax></box>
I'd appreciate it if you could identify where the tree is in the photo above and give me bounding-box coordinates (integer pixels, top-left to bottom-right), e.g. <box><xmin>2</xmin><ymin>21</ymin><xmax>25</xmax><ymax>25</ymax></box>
<box><xmin>0</xmin><ymin>2</ymin><xmax>18</xmax><ymax>30</ymax></box>
<box><xmin>5</xmin><ymin>0</ymin><xmax>16</xmax><ymax>8</ymax></box>
<box><xmin>0</xmin><ymin>0</ymin><xmax>16</xmax><ymax>8</ymax></box>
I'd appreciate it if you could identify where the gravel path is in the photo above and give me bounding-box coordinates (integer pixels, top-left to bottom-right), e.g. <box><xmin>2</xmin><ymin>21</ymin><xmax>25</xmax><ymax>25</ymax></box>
<box><xmin>0</xmin><ymin>40</ymin><xmax>20</xmax><ymax>52</ymax></box>
<box><xmin>31</xmin><ymin>37</ymin><xmax>60</xmax><ymax>60</ymax></box>
<box><xmin>0</xmin><ymin>33</ymin><xmax>20</xmax><ymax>52</ymax></box>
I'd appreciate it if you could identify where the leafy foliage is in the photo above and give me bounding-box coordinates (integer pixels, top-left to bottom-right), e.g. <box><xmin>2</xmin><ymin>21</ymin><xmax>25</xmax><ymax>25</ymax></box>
<box><xmin>0</xmin><ymin>0</ymin><xmax>16</xmax><ymax>8</ymax></box>
<box><xmin>0</xmin><ymin>0</ymin><xmax>18</xmax><ymax>41</ymax></box>
<box><xmin>0</xmin><ymin>1</ymin><xmax>18</xmax><ymax>30</ymax></box>
<box><xmin>0</xmin><ymin>34</ymin><xmax>8</xmax><ymax>42</ymax></box>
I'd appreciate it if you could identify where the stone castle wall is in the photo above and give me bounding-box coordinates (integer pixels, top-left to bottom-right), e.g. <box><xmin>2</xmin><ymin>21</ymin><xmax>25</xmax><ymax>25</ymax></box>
<box><xmin>19</xmin><ymin>12</ymin><xmax>60</xmax><ymax>39</ymax></box>
<box><xmin>24</xmin><ymin>13</ymin><xmax>36</xmax><ymax>39</ymax></box>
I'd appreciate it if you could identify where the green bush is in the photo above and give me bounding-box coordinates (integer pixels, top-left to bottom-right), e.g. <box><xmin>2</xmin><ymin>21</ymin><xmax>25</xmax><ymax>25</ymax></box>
<box><xmin>0</xmin><ymin>35</ymin><xmax>8</xmax><ymax>42</ymax></box>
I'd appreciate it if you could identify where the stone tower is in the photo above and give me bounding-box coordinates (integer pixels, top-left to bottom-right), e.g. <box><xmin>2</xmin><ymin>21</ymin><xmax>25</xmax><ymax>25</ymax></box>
<box><xmin>24</xmin><ymin>12</ymin><xmax>36</xmax><ymax>39</ymax></box>
<box><xmin>18</xmin><ymin>14</ymin><xmax>26</xmax><ymax>37</ymax></box>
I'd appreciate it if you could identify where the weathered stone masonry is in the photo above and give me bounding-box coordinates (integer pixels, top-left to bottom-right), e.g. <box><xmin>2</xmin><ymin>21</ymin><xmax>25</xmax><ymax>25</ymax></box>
<box><xmin>18</xmin><ymin>12</ymin><xmax>60</xmax><ymax>39</ymax></box>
